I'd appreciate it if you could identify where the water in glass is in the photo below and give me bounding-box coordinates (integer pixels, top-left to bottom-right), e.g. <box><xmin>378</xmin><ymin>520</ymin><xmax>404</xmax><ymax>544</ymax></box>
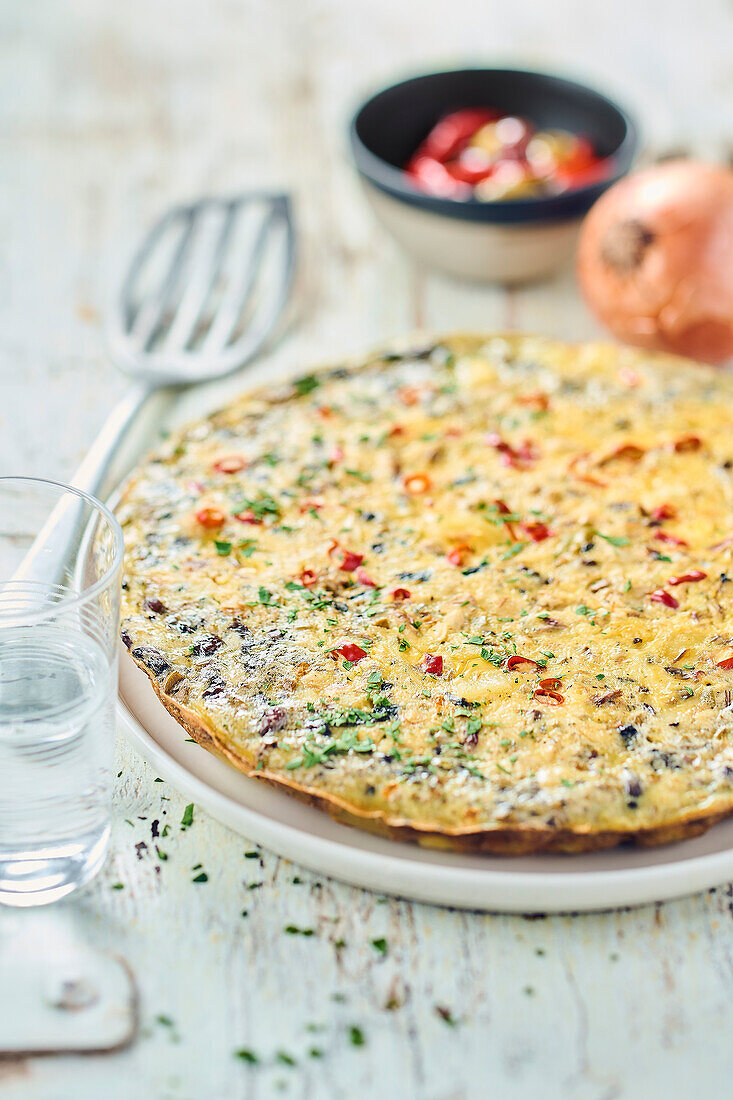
<box><xmin>0</xmin><ymin>623</ymin><xmax>115</xmax><ymax>906</ymax></box>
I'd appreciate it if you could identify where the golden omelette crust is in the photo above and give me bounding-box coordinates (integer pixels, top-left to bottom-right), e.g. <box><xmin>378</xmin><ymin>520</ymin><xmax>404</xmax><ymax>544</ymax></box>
<box><xmin>119</xmin><ymin>334</ymin><xmax>733</xmax><ymax>854</ymax></box>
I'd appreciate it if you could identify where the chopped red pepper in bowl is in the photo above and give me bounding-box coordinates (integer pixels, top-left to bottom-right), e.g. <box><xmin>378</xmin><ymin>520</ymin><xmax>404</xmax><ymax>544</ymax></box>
<box><xmin>349</xmin><ymin>68</ymin><xmax>637</xmax><ymax>282</ymax></box>
<box><xmin>405</xmin><ymin>109</ymin><xmax>612</xmax><ymax>203</ymax></box>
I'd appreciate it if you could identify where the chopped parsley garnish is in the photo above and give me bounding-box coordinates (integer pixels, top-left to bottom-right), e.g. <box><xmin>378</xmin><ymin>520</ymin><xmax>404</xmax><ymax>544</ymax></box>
<box><xmin>214</xmin><ymin>540</ymin><xmax>232</xmax><ymax>556</ymax></box>
<box><xmin>236</xmin><ymin>492</ymin><xmax>281</xmax><ymax>520</ymax></box>
<box><xmin>435</xmin><ymin>1006</ymin><xmax>458</xmax><ymax>1027</ymax></box>
<box><xmin>501</xmin><ymin>542</ymin><xmax>526</xmax><ymax>560</ymax></box>
<box><xmin>293</xmin><ymin>374</ymin><xmax>320</xmax><ymax>396</ymax></box>
<box><xmin>596</xmin><ymin>532</ymin><xmax>630</xmax><ymax>547</ymax></box>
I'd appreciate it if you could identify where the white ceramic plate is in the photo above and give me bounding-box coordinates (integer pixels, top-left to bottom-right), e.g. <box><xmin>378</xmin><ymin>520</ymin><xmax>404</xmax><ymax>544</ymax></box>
<box><xmin>119</xmin><ymin>651</ymin><xmax>733</xmax><ymax>913</ymax></box>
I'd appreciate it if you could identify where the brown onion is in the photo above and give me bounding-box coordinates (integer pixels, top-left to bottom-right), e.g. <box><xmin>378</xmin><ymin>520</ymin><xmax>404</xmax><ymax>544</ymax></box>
<box><xmin>577</xmin><ymin>160</ymin><xmax>733</xmax><ymax>364</ymax></box>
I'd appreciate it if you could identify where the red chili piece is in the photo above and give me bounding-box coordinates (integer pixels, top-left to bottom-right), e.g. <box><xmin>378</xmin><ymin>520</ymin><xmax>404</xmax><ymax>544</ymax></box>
<box><xmin>446</xmin><ymin>544</ymin><xmax>470</xmax><ymax>567</ymax></box>
<box><xmin>396</xmin><ymin>386</ymin><xmax>422</xmax><ymax>407</ymax></box>
<box><xmin>538</xmin><ymin>677</ymin><xmax>562</xmax><ymax>691</ymax></box>
<box><xmin>328</xmin><ymin>541</ymin><xmax>364</xmax><ymax>572</ymax></box>
<box><xmin>522</xmin><ymin>522</ymin><xmax>553</xmax><ymax>542</ymax></box>
<box><xmin>651</xmin><ymin>503</ymin><xmax>677</xmax><ymax>522</ymax></box>
<box><xmin>422</xmin><ymin>654</ymin><xmax>444</xmax><ymax>676</ymax></box>
<box><xmin>505</xmin><ymin>655</ymin><xmax>539</xmax><ymax>671</ymax></box>
<box><xmin>299</xmin><ymin>569</ymin><xmax>318</xmax><ymax>588</ymax></box>
<box><xmin>668</xmin><ymin>570</ymin><xmax>707</xmax><ymax>586</ymax></box>
<box><xmin>532</xmin><ymin>688</ymin><xmax>565</xmax><ymax>705</ymax></box>
<box><xmin>494</xmin><ymin>499</ymin><xmax>517</xmax><ymax>540</ymax></box>
<box><xmin>655</xmin><ymin>532</ymin><xmax>689</xmax><ymax>547</ymax></box>
<box><xmin>335</xmin><ymin>643</ymin><xmax>367</xmax><ymax>664</ymax></box>
<box><xmin>618</xmin><ymin>367</ymin><xmax>640</xmax><ymax>387</ymax></box>
<box><xmin>511</xmin><ymin>439</ymin><xmax>538</xmax><ymax>466</ymax></box>
<box><xmin>195</xmin><ymin>507</ymin><xmax>225</xmax><ymax>529</ymax></box>
<box><xmin>568</xmin><ymin>453</ymin><xmax>609</xmax><ymax>488</ymax></box>
<box><xmin>234</xmin><ymin>510</ymin><xmax>262</xmax><ymax>526</ymax></box>
<box><xmin>487</xmin><ymin>433</ymin><xmax>538</xmax><ymax>468</ymax></box>
<box><xmin>391</xmin><ymin>588</ymin><xmax>411</xmax><ymax>601</ymax></box>
<box><xmin>213</xmin><ymin>455</ymin><xmax>247</xmax><ymax>474</ymax></box>
<box><xmin>599</xmin><ymin>443</ymin><xmax>645</xmax><ymax>465</ymax></box>
<box><xmin>403</xmin><ymin>473</ymin><xmax>432</xmax><ymax>495</ymax></box>
<box><xmin>355</xmin><ymin>567</ymin><xmax>376</xmax><ymax>588</ymax></box>
<box><xmin>516</xmin><ymin>392</ymin><xmax>549</xmax><ymax>411</ymax></box>
<box><xmin>649</xmin><ymin>589</ymin><xmax>679</xmax><ymax>609</ymax></box>
<box><xmin>673</xmin><ymin>436</ymin><xmax>702</xmax><ymax>453</ymax></box>
<box><xmin>716</xmin><ymin>657</ymin><xmax>733</xmax><ymax>670</ymax></box>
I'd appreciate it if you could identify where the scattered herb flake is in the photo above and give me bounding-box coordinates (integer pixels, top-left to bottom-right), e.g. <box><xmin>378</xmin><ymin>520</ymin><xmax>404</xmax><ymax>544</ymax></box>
<box><xmin>235</xmin><ymin>1048</ymin><xmax>259</xmax><ymax>1064</ymax></box>
<box><xmin>435</xmin><ymin>1005</ymin><xmax>458</xmax><ymax>1027</ymax></box>
<box><xmin>294</xmin><ymin>374</ymin><xmax>320</xmax><ymax>396</ymax></box>
<box><xmin>596</xmin><ymin>532</ymin><xmax>630</xmax><ymax>547</ymax></box>
<box><xmin>349</xmin><ymin>1025</ymin><xmax>365</xmax><ymax>1047</ymax></box>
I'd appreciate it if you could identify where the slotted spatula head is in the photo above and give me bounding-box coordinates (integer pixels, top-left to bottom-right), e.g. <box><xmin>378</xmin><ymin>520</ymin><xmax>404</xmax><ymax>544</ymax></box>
<box><xmin>108</xmin><ymin>192</ymin><xmax>295</xmax><ymax>385</ymax></box>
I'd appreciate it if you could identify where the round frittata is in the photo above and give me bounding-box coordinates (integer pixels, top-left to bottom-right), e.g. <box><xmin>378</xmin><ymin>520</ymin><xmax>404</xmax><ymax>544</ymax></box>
<box><xmin>119</xmin><ymin>334</ymin><xmax>733</xmax><ymax>853</ymax></box>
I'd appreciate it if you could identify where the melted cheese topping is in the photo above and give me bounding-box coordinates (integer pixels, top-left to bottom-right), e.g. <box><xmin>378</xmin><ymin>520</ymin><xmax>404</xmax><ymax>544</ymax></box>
<box><xmin>118</xmin><ymin>335</ymin><xmax>733</xmax><ymax>840</ymax></box>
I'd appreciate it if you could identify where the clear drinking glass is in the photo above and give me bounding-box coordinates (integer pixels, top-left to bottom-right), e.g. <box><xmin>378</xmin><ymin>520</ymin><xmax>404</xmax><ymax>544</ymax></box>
<box><xmin>0</xmin><ymin>478</ymin><xmax>123</xmax><ymax>907</ymax></box>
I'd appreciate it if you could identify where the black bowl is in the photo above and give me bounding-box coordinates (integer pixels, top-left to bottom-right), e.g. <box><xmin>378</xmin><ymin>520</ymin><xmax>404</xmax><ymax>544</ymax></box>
<box><xmin>350</xmin><ymin>67</ymin><xmax>638</xmax><ymax>225</ymax></box>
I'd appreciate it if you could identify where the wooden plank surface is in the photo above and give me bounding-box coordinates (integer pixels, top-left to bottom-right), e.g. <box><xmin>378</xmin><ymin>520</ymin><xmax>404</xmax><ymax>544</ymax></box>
<box><xmin>1</xmin><ymin>1</ymin><xmax>732</xmax><ymax>1096</ymax></box>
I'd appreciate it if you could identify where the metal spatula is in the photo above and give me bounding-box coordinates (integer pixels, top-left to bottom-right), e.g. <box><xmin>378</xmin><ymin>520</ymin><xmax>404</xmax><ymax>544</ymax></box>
<box><xmin>14</xmin><ymin>192</ymin><xmax>295</xmax><ymax>585</ymax></box>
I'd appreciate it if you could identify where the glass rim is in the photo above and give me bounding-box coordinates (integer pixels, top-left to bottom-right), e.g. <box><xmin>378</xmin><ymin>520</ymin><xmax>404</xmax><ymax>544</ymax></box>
<box><xmin>0</xmin><ymin>476</ymin><xmax>124</xmax><ymax>613</ymax></box>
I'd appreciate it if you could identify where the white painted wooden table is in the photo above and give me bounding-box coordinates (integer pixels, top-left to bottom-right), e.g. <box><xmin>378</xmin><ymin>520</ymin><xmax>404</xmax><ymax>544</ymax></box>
<box><xmin>1</xmin><ymin>1</ymin><xmax>733</xmax><ymax>1096</ymax></box>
